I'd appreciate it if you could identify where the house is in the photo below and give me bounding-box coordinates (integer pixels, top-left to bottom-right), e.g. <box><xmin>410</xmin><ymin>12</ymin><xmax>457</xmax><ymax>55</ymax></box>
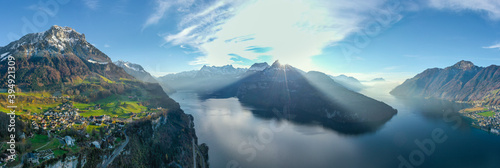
<box><xmin>26</xmin><ymin>153</ymin><xmax>39</xmax><ymax>164</ymax></box>
<box><xmin>65</xmin><ymin>136</ymin><xmax>75</xmax><ymax>146</ymax></box>
<box><xmin>92</xmin><ymin>141</ymin><xmax>101</xmax><ymax>149</ymax></box>
<box><xmin>0</xmin><ymin>153</ymin><xmax>15</xmax><ymax>163</ymax></box>
<box><xmin>93</xmin><ymin>115</ymin><xmax>110</xmax><ymax>123</ymax></box>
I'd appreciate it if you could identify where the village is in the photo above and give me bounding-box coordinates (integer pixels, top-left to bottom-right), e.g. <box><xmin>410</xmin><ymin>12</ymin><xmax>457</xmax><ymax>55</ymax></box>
<box><xmin>0</xmin><ymin>99</ymin><xmax>148</xmax><ymax>167</ymax></box>
<box><xmin>459</xmin><ymin>105</ymin><xmax>500</xmax><ymax>135</ymax></box>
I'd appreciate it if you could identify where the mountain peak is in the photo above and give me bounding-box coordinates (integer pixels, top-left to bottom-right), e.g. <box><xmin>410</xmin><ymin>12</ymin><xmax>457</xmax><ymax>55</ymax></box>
<box><xmin>270</xmin><ymin>60</ymin><xmax>282</xmax><ymax>68</ymax></box>
<box><xmin>449</xmin><ymin>60</ymin><xmax>476</xmax><ymax>70</ymax></box>
<box><xmin>1</xmin><ymin>25</ymin><xmax>111</xmax><ymax>63</ymax></box>
<box><xmin>248</xmin><ymin>62</ymin><xmax>269</xmax><ymax>71</ymax></box>
<box><xmin>5</xmin><ymin>25</ymin><xmax>87</xmax><ymax>51</ymax></box>
<box><xmin>48</xmin><ymin>25</ymin><xmax>78</xmax><ymax>34</ymax></box>
<box><xmin>44</xmin><ymin>25</ymin><xmax>86</xmax><ymax>45</ymax></box>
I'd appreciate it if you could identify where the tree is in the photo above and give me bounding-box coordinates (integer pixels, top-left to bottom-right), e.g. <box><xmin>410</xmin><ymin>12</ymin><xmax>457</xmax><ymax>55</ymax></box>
<box><xmin>92</xmin><ymin>129</ymin><xmax>98</xmax><ymax>139</ymax></box>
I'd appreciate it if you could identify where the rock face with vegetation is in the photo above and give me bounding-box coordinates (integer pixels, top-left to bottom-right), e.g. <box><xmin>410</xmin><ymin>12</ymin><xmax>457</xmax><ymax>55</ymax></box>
<box><xmin>111</xmin><ymin>113</ymin><xmax>209</xmax><ymax>168</ymax></box>
<box><xmin>0</xmin><ymin>26</ymin><xmax>207</xmax><ymax>167</ymax></box>
<box><xmin>391</xmin><ymin>60</ymin><xmax>500</xmax><ymax>105</ymax></box>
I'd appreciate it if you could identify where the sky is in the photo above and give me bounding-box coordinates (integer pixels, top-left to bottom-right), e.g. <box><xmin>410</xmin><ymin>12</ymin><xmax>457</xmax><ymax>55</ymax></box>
<box><xmin>1</xmin><ymin>0</ymin><xmax>500</xmax><ymax>82</ymax></box>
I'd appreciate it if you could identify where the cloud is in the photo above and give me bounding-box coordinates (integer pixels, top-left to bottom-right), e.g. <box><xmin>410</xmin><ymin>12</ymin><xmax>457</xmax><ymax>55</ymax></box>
<box><xmin>245</xmin><ymin>46</ymin><xmax>273</xmax><ymax>53</ymax></box>
<box><xmin>104</xmin><ymin>44</ymin><xmax>111</xmax><ymax>48</ymax></box>
<box><xmin>428</xmin><ymin>0</ymin><xmax>500</xmax><ymax>20</ymax></box>
<box><xmin>143</xmin><ymin>0</ymin><xmax>171</xmax><ymax>29</ymax></box>
<box><xmin>161</xmin><ymin>0</ymin><xmax>404</xmax><ymax>71</ymax></box>
<box><xmin>383</xmin><ymin>66</ymin><xmax>401</xmax><ymax>71</ymax></box>
<box><xmin>483</xmin><ymin>42</ymin><xmax>500</xmax><ymax>49</ymax></box>
<box><xmin>83</xmin><ymin>0</ymin><xmax>100</xmax><ymax>10</ymax></box>
<box><xmin>163</xmin><ymin>25</ymin><xmax>199</xmax><ymax>45</ymax></box>
<box><xmin>143</xmin><ymin>0</ymin><xmax>195</xmax><ymax>30</ymax></box>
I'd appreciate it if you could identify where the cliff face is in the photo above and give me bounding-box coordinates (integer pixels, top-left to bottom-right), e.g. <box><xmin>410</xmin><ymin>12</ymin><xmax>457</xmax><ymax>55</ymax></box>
<box><xmin>391</xmin><ymin>60</ymin><xmax>500</xmax><ymax>104</ymax></box>
<box><xmin>110</xmin><ymin>113</ymin><xmax>209</xmax><ymax>168</ymax></box>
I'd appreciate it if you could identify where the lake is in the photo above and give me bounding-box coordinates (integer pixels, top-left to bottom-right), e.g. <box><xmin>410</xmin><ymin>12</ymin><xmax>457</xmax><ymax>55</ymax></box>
<box><xmin>170</xmin><ymin>86</ymin><xmax>500</xmax><ymax>168</ymax></box>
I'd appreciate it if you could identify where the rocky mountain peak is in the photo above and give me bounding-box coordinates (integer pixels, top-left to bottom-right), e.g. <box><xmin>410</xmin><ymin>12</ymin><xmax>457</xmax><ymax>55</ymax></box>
<box><xmin>449</xmin><ymin>60</ymin><xmax>476</xmax><ymax>70</ymax></box>
<box><xmin>248</xmin><ymin>62</ymin><xmax>270</xmax><ymax>71</ymax></box>
<box><xmin>45</xmin><ymin>25</ymin><xmax>85</xmax><ymax>39</ymax></box>
<box><xmin>270</xmin><ymin>60</ymin><xmax>282</xmax><ymax>68</ymax></box>
<box><xmin>5</xmin><ymin>25</ymin><xmax>87</xmax><ymax>51</ymax></box>
<box><xmin>114</xmin><ymin>60</ymin><xmax>145</xmax><ymax>72</ymax></box>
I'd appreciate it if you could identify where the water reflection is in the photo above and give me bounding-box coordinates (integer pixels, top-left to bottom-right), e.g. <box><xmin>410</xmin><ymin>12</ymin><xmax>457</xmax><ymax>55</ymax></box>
<box><xmin>171</xmin><ymin>90</ymin><xmax>500</xmax><ymax>168</ymax></box>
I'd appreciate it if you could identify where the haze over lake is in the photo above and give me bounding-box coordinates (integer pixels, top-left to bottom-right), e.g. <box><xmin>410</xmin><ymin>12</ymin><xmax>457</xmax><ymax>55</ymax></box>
<box><xmin>171</xmin><ymin>86</ymin><xmax>500</xmax><ymax>168</ymax></box>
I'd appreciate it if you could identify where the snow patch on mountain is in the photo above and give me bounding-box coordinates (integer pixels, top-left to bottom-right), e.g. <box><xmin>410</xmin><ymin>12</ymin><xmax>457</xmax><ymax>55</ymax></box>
<box><xmin>88</xmin><ymin>59</ymin><xmax>108</xmax><ymax>64</ymax></box>
<box><xmin>114</xmin><ymin>60</ymin><xmax>146</xmax><ymax>73</ymax></box>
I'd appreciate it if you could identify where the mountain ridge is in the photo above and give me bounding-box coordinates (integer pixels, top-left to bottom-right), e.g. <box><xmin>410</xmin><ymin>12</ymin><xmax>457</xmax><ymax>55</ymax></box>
<box><xmin>114</xmin><ymin>60</ymin><xmax>175</xmax><ymax>94</ymax></box>
<box><xmin>391</xmin><ymin>60</ymin><xmax>500</xmax><ymax>105</ymax></box>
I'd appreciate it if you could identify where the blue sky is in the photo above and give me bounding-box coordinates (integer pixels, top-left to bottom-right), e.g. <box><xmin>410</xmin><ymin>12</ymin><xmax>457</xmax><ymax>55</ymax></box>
<box><xmin>2</xmin><ymin>0</ymin><xmax>500</xmax><ymax>81</ymax></box>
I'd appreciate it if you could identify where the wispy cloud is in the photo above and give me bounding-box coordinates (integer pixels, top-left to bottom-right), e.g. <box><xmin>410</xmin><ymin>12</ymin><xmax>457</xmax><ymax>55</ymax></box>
<box><xmin>428</xmin><ymin>0</ymin><xmax>500</xmax><ymax>20</ymax></box>
<box><xmin>104</xmin><ymin>44</ymin><xmax>111</xmax><ymax>48</ymax></box>
<box><xmin>157</xmin><ymin>0</ymin><xmax>407</xmax><ymax>71</ymax></box>
<box><xmin>163</xmin><ymin>25</ymin><xmax>199</xmax><ymax>45</ymax></box>
<box><xmin>142</xmin><ymin>0</ymin><xmax>195</xmax><ymax>30</ymax></box>
<box><xmin>143</xmin><ymin>0</ymin><xmax>171</xmax><ymax>30</ymax></box>
<box><xmin>483</xmin><ymin>42</ymin><xmax>500</xmax><ymax>49</ymax></box>
<box><xmin>27</xmin><ymin>4</ymin><xmax>57</xmax><ymax>16</ymax></box>
<box><xmin>84</xmin><ymin>0</ymin><xmax>100</xmax><ymax>10</ymax></box>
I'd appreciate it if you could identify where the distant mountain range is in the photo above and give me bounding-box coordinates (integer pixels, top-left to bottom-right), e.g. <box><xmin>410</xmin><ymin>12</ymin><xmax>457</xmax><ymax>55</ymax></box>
<box><xmin>114</xmin><ymin>60</ymin><xmax>157</xmax><ymax>83</ymax></box>
<box><xmin>391</xmin><ymin>60</ymin><xmax>500</xmax><ymax>105</ymax></box>
<box><xmin>371</xmin><ymin>78</ymin><xmax>385</xmax><ymax>82</ymax></box>
<box><xmin>157</xmin><ymin>64</ymin><xmax>247</xmax><ymax>93</ymax></box>
<box><xmin>114</xmin><ymin>60</ymin><xmax>174</xmax><ymax>94</ymax></box>
<box><xmin>159</xmin><ymin>62</ymin><xmax>369</xmax><ymax>93</ymax></box>
<box><xmin>330</xmin><ymin>74</ymin><xmax>366</xmax><ymax>91</ymax></box>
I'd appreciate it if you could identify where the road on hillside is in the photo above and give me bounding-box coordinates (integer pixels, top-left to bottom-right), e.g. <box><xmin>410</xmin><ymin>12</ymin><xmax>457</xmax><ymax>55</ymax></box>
<box><xmin>100</xmin><ymin>131</ymin><xmax>129</xmax><ymax>168</ymax></box>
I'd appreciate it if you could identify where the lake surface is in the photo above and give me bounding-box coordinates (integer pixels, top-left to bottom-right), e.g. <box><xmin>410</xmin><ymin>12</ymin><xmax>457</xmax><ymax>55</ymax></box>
<box><xmin>170</xmin><ymin>86</ymin><xmax>500</xmax><ymax>168</ymax></box>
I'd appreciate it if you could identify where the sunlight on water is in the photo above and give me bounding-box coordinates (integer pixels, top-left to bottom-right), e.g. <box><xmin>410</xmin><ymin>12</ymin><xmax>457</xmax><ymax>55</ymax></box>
<box><xmin>171</xmin><ymin>87</ymin><xmax>500</xmax><ymax>168</ymax></box>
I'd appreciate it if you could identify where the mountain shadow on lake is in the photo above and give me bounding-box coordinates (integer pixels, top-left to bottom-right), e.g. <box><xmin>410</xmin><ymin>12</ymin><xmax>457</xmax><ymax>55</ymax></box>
<box><xmin>201</xmin><ymin>61</ymin><xmax>397</xmax><ymax>135</ymax></box>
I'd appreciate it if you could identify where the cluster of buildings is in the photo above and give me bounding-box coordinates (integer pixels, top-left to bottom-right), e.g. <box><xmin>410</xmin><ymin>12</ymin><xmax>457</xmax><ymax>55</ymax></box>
<box><xmin>26</xmin><ymin>149</ymin><xmax>55</xmax><ymax>165</ymax></box>
<box><xmin>30</xmin><ymin>102</ymin><xmax>82</xmax><ymax>131</ymax></box>
<box><xmin>30</xmin><ymin>102</ymin><xmax>120</xmax><ymax>133</ymax></box>
<box><xmin>1</xmin><ymin>100</ymin><xmax>133</xmax><ymax>167</ymax></box>
<box><xmin>461</xmin><ymin>107</ymin><xmax>500</xmax><ymax>135</ymax></box>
